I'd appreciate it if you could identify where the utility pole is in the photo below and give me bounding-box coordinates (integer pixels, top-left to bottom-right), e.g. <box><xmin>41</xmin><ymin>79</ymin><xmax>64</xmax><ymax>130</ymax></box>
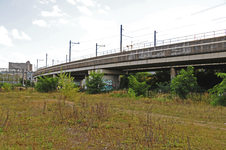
<box><xmin>37</xmin><ymin>59</ymin><xmax>44</xmax><ymax>70</ymax></box>
<box><xmin>52</xmin><ymin>59</ymin><xmax>54</xmax><ymax>66</ymax></box>
<box><xmin>96</xmin><ymin>43</ymin><xmax>105</xmax><ymax>57</ymax></box>
<box><xmin>69</xmin><ymin>40</ymin><xmax>80</xmax><ymax>62</ymax></box>
<box><xmin>22</xmin><ymin>69</ymin><xmax>24</xmax><ymax>87</ymax></box>
<box><xmin>120</xmin><ymin>25</ymin><xmax>122</xmax><ymax>52</ymax></box>
<box><xmin>66</xmin><ymin>55</ymin><xmax>68</xmax><ymax>63</ymax></box>
<box><xmin>46</xmin><ymin>53</ymin><xmax>48</xmax><ymax>67</ymax></box>
<box><xmin>69</xmin><ymin>40</ymin><xmax>71</xmax><ymax>62</ymax></box>
<box><xmin>154</xmin><ymin>30</ymin><xmax>157</xmax><ymax>47</ymax></box>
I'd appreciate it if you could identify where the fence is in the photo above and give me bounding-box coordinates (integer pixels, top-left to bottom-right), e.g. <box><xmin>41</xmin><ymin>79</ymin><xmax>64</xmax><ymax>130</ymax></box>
<box><xmin>0</xmin><ymin>68</ymin><xmax>33</xmax><ymax>84</ymax></box>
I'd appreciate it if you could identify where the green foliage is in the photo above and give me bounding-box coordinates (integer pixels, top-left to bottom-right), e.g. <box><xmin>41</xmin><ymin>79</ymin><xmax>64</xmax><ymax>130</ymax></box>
<box><xmin>128</xmin><ymin>88</ymin><xmax>136</xmax><ymax>98</ymax></box>
<box><xmin>14</xmin><ymin>83</ymin><xmax>22</xmax><ymax>87</ymax></box>
<box><xmin>171</xmin><ymin>66</ymin><xmax>198</xmax><ymax>99</ymax></box>
<box><xmin>26</xmin><ymin>80</ymin><xmax>31</xmax><ymax>86</ymax></box>
<box><xmin>148</xmin><ymin>71</ymin><xmax>170</xmax><ymax>90</ymax></box>
<box><xmin>58</xmin><ymin>71</ymin><xmax>79</xmax><ymax>99</ymax></box>
<box><xmin>156</xmin><ymin>81</ymin><xmax>171</xmax><ymax>93</ymax></box>
<box><xmin>85</xmin><ymin>70</ymin><xmax>106</xmax><ymax>94</ymax></box>
<box><xmin>208</xmin><ymin>72</ymin><xmax>226</xmax><ymax>106</ymax></box>
<box><xmin>0</xmin><ymin>83</ymin><xmax>3</xmax><ymax>88</ymax></box>
<box><xmin>35</xmin><ymin>75</ymin><xmax>59</xmax><ymax>93</ymax></box>
<box><xmin>128</xmin><ymin>75</ymin><xmax>149</xmax><ymax>97</ymax></box>
<box><xmin>1</xmin><ymin>83</ymin><xmax>12</xmax><ymax>92</ymax></box>
<box><xmin>196</xmin><ymin>69</ymin><xmax>226</xmax><ymax>90</ymax></box>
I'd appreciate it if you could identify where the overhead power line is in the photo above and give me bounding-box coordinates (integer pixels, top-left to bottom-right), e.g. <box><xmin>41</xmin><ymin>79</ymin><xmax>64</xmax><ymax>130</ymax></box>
<box><xmin>176</xmin><ymin>2</ymin><xmax>226</xmax><ymax>20</ymax></box>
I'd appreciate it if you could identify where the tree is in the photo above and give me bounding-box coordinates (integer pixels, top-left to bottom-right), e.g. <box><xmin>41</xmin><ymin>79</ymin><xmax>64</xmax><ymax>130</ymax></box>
<box><xmin>85</xmin><ymin>70</ymin><xmax>106</xmax><ymax>94</ymax></box>
<box><xmin>171</xmin><ymin>66</ymin><xmax>198</xmax><ymax>99</ymax></box>
<box><xmin>128</xmin><ymin>75</ymin><xmax>149</xmax><ymax>97</ymax></box>
<box><xmin>208</xmin><ymin>72</ymin><xmax>226</xmax><ymax>106</ymax></box>
<box><xmin>58</xmin><ymin>71</ymin><xmax>79</xmax><ymax>99</ymax></box>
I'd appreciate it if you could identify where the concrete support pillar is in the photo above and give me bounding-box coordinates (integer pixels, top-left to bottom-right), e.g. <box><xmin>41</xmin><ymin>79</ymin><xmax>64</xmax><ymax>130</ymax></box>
<box><xmin>171</xmin><ymin>67</ymin><xmax>177</xmax><ymax>80</ymax></box>
<box><xmin>117</xmin><ymin>75</ymin><xmax>121</xmax><ymax>89</ymax></box>
<box><xmin>81</xmin><ymin>74</ymin><xmax>88</xmax><ymax>89</ymax></box>
<box><xmin>53</xmin><ymin>74</ymin><xmax>56</xmax><ymax>78</ymax></box>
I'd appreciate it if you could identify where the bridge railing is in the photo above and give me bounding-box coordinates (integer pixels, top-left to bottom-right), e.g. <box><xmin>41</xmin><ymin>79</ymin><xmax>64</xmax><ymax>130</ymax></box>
<box><xmin>36</xmin><ymin>29</ymin><xmax>226</xmax><ymax>71</ymax></box>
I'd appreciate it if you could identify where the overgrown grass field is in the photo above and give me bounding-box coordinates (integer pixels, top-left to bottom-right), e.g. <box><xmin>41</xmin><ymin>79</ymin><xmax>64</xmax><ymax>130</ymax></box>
<box><xmin>0</xmin><ymin>89</ymin><xmax>226</xmax><ymax>149</ymax></box>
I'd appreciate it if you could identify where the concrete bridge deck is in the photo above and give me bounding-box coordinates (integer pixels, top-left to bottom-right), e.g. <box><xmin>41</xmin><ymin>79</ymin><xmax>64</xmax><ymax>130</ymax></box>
<box><xmin>34</xmin><ymin>35</ymin><xmax>226</xmax><ymax>77</ymax></box>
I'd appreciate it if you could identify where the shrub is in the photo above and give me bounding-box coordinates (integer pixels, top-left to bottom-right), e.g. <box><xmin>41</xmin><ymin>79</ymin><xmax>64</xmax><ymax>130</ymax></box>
<box><xmin>0</xmin><ymin>83</ymin><xmax>3</xmax><ymax>88</ymax></box>
<box><xmin>128</xmin><ymin>75</ymin><xmax>149</xmax><ymax>97</ymax></box>
<box><xmin>85</xmin><ymin>70</ymin><xmax>106</xmax><ymax>94</ymax></box>
<box><xmin>58</xmin><ymin>71</ymin><xmax>79</xmax><ymax>99</ymax></box>
<box><xmin>1</xmin><ymin>83</ymin><xmax>12</xmax><ymax>92</ymax></box>
<box><xmin>208</xmin><ymin>72</ymin><xmax>226</xmax><ymax>106</ymax></box>
<box><xmin>35</xmin><ymin>75</ymin><xmax>59</xmax><ymax>93</ymax></box>
<box><xmin>171</xmin><ymin>66</ymin><xmax>198</xmax><ymax>99</ymax></box>
<box><xmin>14</xmin><ymin>83</ymin><xmax>22</xmax><ymax>87</ymax></box>
<box><xmin>156</xmin><ymin>81</ymin><xmax>171</xmax><ymax>93</ymax></box>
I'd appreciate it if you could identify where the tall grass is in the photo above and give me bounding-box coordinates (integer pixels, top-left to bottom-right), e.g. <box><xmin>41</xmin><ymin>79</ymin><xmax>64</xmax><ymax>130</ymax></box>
<box><xmin>0</xmin><ymin>90</ymin><xmax>225</xmax><ymax>149</ymax></box>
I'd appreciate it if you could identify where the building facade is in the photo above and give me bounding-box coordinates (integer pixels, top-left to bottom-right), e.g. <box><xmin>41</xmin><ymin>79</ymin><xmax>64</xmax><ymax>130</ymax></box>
<box><xmin>9</xmin><ymin>61</ymin><xmax>32</xmax><ymax>71</ymax></box>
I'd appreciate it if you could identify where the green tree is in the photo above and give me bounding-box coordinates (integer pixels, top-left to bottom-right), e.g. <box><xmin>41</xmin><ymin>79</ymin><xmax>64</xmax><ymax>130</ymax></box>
<box><xmin>58</xmin><ymin>71</ymin><xmax>79</xmax><ymax>99</ymax></box>
<box><xmin>128</xmin><ymin>75</ymin><xmax>149</xmax><ymax>97</ymax></box>
<box><xmin>208</xmin><ymin>72</ymin><xmax>226</xmax><ymax>106</ymax></box>
<box><xmin>35</xmin><ymin>75</ymin><xmax>59</xmax><ymax>93</ymax></box>
<box><xmin>85</xmin><ymin>70</ymin><xmax>106</xmax><ymax>94</ymax></box>
<box><xmin>171</xmin><ymin>66</ymin><xmax>198</xmax><ymax>99</ymax></box>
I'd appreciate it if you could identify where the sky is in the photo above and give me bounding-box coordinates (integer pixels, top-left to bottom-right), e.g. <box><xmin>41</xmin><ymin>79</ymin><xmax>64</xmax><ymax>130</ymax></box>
<box><xmin>0</xmin><ymin>0</ymin><xmax>226</xmax><ymax>70</ymax></box>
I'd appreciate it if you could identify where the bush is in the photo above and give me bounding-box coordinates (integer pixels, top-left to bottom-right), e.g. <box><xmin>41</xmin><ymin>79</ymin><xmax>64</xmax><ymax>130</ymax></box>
<box><xmin>0</xmin><ymin>83</ymin><xmax>3</xmax><ymax>88</ymax></box>
<box><xmin>85</xmin><ymin>70</ymin><xmax>106</xmax><ymax>94</ymax></box>
<box><xmin>1</xmin><ymin>83</ymin><xmax>12</xmax><ymax>92</ymax></box>
<box><xmin>14</xmin><ymin>83</ymin><xmax>22</xmax><ymax>87</ymax></box>
<box><xmin>171</xmin><ymin>66</ymin><xmax>198</xmax><ymax>99</ymax></box>
<box><xmin>156</xmin><ymin>81</ymin><xmax>171</xmax><ymax>93</ymax></box>
<box><xmin>128</xmin><ymin>75</ymin><xmax>149</xmax><ymax>97</ymax></box>
<box><xmin>35</xmin><ymin>75</ymin><xmax>59</xmax><ymax>93</ymax></box>
<box><xmin>208</xmin><ymin>72</ymin><xmax>226</xmax><ymax>106</ymax></box>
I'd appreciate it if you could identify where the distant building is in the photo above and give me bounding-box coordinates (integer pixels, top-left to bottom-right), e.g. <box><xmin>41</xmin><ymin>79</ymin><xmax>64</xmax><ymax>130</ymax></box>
<box><xmin>9</xmin><ymin>61</ymin><xmax>32</xmax><ymax>71</ymax></box>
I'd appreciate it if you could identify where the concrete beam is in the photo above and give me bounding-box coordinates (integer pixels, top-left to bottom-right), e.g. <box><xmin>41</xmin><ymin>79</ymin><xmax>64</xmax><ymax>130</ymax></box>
<box><xmin>88</xmin><ymin>69</ymin><xmax>126</xmax><ymax>75</ymax></box>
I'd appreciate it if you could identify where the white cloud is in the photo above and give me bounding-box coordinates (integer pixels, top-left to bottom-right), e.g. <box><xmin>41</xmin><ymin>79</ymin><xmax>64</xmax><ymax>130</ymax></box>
<box><xmin>76</xmin><ymin>0</ymin><xmax>96</xmax><ymax>7</ymax></box>
<box><xmin>98</xmin><ymin>9</ymin><xmax>108</xmax><ymax>15</ymax></box>
<box><xmin>0</xmin><ymin>26</ymin><xmax>13</xmax><ymax>46</ymax></box>
<box><xmin>105</xmin><ymin>5</ymin><xmax>110</xmax><ymax>10</ymax></box>
<box><xmin>39</xmin><ymin>0</ymin><xmax>56</xmax><ymax>4</ymax></box>
<box><xmin>67</xmin><ymin>0</ymin><xmax>76</xmax><ymax>5</ymax></box>
<box><xmin>21</xmin><ymin>32</ymin><xmax>31</xmax><ymax>41</ymax></box>
<box><xmin>41</xmin><ymin>5</ymin><xmax>67</xmax><ymax>17</ymax></box>
<box><xmin>32</xmin><ymin>19</ymin><xmax>49</xmax><ymax>27</ymax></box>
<box><xmin>59</xmin><ymin>18</ymin><xmax>69</xmax><ymax>24</ymax></box>
<box><xmin>77</xmin><ymin>6</ymin><xmax>92</xmax><ymax>16</ymax></box>
<box><xmin>11</xmin><ymin>29</ymin><xmax>31</xmax><ymax>41</ymax></box>
<box><xmin>12</xmin><ymin>29</ymin><xmax>23</xmax><ymax>39</ymax></box>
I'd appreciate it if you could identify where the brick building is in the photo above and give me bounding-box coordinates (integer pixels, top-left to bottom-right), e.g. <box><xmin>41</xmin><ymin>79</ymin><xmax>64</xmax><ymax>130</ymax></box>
<box><xmin>9</xmin><ymin>61</ymin><xmax>32</xmax><ymax>71</ymax></box>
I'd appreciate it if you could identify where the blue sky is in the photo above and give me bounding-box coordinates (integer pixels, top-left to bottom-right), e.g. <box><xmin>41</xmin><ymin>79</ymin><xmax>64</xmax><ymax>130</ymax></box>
<box><xmin>0</xmin><ymin>0</ymin><xmax>226</xmax><ymax>69</ymax></box>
